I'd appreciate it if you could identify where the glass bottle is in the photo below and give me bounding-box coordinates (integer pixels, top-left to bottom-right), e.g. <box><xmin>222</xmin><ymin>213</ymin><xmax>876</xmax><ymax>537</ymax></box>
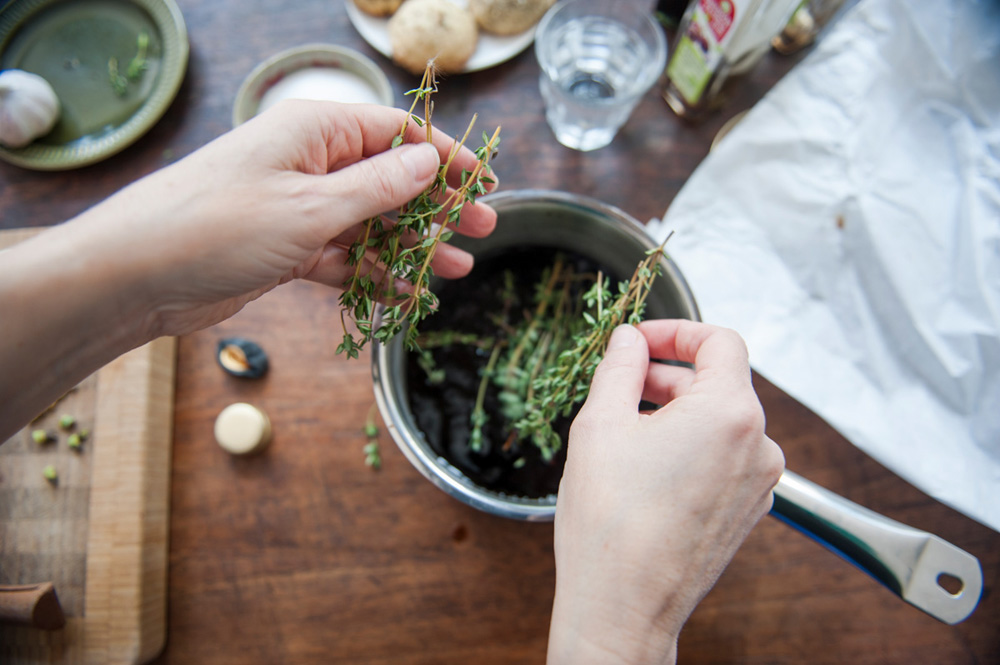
<box><xmin>772</xmin><ymin>0</ymin><xmax>848</xmax><ymax>55</ymax></box>
<box><xmin>662</xmin><ymin>0</ymin><xmax>799</xmax><ymax>119</ymax></box>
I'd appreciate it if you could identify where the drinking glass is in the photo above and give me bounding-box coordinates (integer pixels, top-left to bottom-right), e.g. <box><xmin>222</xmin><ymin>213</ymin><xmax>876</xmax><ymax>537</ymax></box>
<box><xmin>534</xmin><ymin>0</ymin><xmax>667</xmax><ymax>151</ymax></box>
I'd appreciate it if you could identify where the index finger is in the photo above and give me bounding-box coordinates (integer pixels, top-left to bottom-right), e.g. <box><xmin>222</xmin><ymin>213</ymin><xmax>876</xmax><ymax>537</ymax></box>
<box><xmin>324</xmin><ymin>103</ymin><xmax>500</xmax><ymax>190</ymax></box>
<box><xmin>636</xmin><ymin>319</ymin><xmax>753</xmax><ymax>390</ymax></box>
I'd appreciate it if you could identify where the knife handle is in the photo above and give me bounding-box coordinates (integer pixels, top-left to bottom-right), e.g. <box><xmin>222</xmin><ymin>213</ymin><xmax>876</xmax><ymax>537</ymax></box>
<box><xmin>0</xmin><ymin>582</ymin><xmax>66</xmax><ymax>630</ymax></box>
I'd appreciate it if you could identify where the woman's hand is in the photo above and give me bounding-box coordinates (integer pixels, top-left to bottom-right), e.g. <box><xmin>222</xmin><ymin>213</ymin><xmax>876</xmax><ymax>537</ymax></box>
<box><xmin>547</xmin><ymin>320</ymin><xmax>785</xmax><ymax>665</ymax></box>
<box><xmin>0</xmin><ymin>101</ymin><xmax>498</xmax><ymax>439</ymax></box>
<box><xmin>78</xmin><ymin>100</ymin><xmax>498</xmax><ymax>337</ymax></box>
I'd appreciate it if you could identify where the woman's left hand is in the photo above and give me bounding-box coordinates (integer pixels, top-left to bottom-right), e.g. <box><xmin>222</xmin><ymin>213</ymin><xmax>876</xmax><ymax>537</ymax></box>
<box><xmin>75</xmin><ymin>100</ymin><xmax>498</xmax><ymax>337</ymax></box>
<box><xmin>0</xmin><ymin>100</ymin><xmax>499</xmax><ymax>438</ymax></box>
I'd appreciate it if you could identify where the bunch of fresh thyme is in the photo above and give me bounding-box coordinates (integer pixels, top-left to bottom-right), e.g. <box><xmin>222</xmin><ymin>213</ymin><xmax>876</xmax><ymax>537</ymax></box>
<box><xmin>336</xmin><ymin>64</ymin><xmax>501</xmax><ymax>358</ymax></box>
<box><xmin>512</xmin><ymin>234</ymin><xmax>672</xmax><ymax>461</ymax></box>
<box><xmin>421</xmin><ymin>233</ymin><xmax>672</xmax><ymax>463</ymax></box>
<box><xmin>468</xmin><ymin>255</ymin><xmax>586</xmax><ymax>453</ymax></box>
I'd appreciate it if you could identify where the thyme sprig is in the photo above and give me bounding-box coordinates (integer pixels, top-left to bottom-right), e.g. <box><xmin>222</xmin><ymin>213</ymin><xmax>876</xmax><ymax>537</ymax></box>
<box><xmin>109</xmin><ymin>31</ymin><xmax>150</xmax><ymax>96</ymax></box>
<box><xmin>337</xmin><ymin>63</ymin><xmax>501</xmax><ymax>358</ymax></box>
<box><xmin>127</xmin><ymin>31</ymin><xmax>150</xmax><ymax>80</ymax></box>
<box><xmin>363</xmin><ymin>403</ymin><xmax>381</xmax><ymax>470</ymax></box>
<box><xmin>470</xmin><ymin>342</ymin><xmax>504</xmax><ymax>452</ymax></box>
<box><xmin>512</xmin><ymin>232</ymin><xmax>674</xmax><ymax>461</ymax></box>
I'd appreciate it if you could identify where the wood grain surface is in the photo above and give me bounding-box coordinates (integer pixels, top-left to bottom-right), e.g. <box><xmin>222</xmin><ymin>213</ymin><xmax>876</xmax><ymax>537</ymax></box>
<box><xmin>1</xmin><ymin>1</ymin><xmax>998</xmax><ymax>663</ymax></box>
<box><xmin>0</xmin><ymin>230</ymin><xmax>178</xmax><ymax>664</ymax></box>
<box><xmin>0</xmin><ymin>368</ymin><xmax>97</xmax><ymax>621</ymax></box>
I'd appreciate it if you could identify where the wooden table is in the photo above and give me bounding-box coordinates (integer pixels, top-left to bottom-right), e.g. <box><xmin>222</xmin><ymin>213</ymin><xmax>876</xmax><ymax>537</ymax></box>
<box><xmin>2</xmin><ymin>1</ymin><xmax>997</xmax><ymax>663</ymax></box>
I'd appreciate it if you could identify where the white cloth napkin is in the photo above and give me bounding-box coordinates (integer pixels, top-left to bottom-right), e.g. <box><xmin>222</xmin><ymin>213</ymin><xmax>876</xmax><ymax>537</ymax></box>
<box><xmin>648</xmin><ymin>0</ymin><xmax>1000</xmax><ymax>531</ymax></box>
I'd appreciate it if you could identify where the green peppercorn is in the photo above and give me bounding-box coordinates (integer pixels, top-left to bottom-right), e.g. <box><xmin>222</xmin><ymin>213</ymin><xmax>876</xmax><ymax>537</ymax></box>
<box><xmin>42</xmin><ymin>465</ymin><xmax>58</xmax><ymax>483</ymax></box>
<box><xmin>31</xmin><ymin>429</ymin><xmax>50</xmax><ymax>445</ymax></box>
<box><xmin>67</xmin><ymin>433</ymin><xmax>82</xmax><ymax>450</ymax></box>
<box><xmin>58</xmin><ymin>414</ymin><xmax>76</xmax><ymax>430</ymax></box>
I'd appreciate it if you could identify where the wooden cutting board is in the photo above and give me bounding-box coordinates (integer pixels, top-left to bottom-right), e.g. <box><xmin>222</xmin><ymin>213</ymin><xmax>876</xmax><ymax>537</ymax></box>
<box><xmin>0</xmin><ymin>228</ymin><xmax>176</xmax><ymax>664</ymax></box>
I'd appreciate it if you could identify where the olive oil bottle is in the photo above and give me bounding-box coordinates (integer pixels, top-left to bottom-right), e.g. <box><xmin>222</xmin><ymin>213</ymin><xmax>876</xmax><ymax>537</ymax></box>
<box><xmin>663</xmin><ymin>0</ymin><xmax>799</xmax><ymax>119</ymax></box>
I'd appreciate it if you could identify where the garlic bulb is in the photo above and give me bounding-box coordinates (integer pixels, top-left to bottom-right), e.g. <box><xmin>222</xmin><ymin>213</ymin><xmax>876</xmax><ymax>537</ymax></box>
<box><xmin>0</xmin><ymin>70</ymin><xmax>61</xmax><ymax>149</ymax></box>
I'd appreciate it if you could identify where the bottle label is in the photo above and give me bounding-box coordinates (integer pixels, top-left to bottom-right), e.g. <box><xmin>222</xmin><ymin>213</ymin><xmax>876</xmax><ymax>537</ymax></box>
<box><xmin>667</xmin><ymin>0</ymin><xmax>740</xmax><ymax>105</ymax></box>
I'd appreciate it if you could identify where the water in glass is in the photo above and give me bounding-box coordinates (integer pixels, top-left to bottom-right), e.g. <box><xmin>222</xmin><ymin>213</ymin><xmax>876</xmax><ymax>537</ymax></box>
<box><xmin>539</xmin><ymin>17</ymin><xmax>653</xmax><ymax>151</ymax></box>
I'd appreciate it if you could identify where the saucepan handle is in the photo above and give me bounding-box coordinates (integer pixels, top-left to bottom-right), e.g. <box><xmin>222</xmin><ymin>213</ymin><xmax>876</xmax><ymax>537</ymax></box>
<box><xmin>771</xmin><ymin>470</ymin><xmax>983</xmax><ymax>625</ymax></box>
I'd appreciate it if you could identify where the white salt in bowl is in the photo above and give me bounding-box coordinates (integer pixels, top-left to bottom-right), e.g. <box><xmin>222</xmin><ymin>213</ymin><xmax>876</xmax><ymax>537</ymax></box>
<box><xmin>232</xmin><ymin>44</ymin><xmax>394</xmax><ymax>127</ymax></box>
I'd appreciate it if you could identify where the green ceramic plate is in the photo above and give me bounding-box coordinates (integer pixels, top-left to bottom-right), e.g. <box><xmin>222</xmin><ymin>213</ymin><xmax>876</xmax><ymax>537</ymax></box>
<box><xmin>0</xmin><ymin>0</ymin><xmax>188</xmax><ymax>170</ymax></box>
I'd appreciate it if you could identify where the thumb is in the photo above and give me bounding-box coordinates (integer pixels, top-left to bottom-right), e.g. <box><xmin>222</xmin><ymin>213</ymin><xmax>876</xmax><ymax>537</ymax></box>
<box><xmin>318</xmin><ymin>142</ymin><xmax>440</xmax><ymax>225</ymax></box>
<box><xmin>580</xmin><ymin>325</ymin><xmax>649</xmax><ymax>421</ymax></box>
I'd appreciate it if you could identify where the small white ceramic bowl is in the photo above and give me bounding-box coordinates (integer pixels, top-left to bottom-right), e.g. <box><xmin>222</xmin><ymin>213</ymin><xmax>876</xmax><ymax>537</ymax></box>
<box><xmin>232</xmin><ymin>43</ymin><xmax>394</xmax><ymax>127</ymax></box>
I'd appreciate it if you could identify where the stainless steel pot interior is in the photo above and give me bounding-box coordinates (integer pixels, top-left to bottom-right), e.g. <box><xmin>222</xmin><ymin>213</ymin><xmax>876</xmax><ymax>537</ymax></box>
<box><xmin>371</xmin><ymin>190</ymin><xmax>700</xmax><ymax>521</ymax></box>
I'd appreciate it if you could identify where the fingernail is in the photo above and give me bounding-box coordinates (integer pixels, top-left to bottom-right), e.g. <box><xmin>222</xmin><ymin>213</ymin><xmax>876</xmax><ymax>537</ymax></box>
<box><xmin>399</xmin><ymin>143</ymin><xmax>440</xmax><ymax>182</ymax></box>
<box><xmin>608</xmin><ymin>324</ymin><xmax>638</xmax><ymax>350</ymax></box>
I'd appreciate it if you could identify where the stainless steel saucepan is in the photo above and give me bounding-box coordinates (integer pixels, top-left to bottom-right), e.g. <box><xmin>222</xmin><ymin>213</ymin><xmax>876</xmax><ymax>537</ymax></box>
<box><xmin>371</xmin><ymin>190</ymin><xmax>984</xmax><ymax>625</ymax></box>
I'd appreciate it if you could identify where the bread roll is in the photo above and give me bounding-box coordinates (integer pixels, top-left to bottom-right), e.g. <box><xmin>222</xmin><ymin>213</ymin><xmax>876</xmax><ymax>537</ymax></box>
<box><xmin>353</xmin><ymin>0</ymin><xmax>405</xmax><ymax>18</ymax></box>
<box><xmin>469</xmin><ymin>0</ymin><xmax>556</xmax><ymax>36</ymax></box>
<box><xmin>388</xmin><ymin>0</ymin><xmax>478</xmax><ymax>74</ymax></box>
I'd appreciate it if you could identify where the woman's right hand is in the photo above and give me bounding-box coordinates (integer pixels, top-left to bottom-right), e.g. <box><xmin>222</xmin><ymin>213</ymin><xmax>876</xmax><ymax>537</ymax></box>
<box><xmin>548</xmin><ymin>320</ymin><xmax>785</xmax><ymax>665</ymax></box>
